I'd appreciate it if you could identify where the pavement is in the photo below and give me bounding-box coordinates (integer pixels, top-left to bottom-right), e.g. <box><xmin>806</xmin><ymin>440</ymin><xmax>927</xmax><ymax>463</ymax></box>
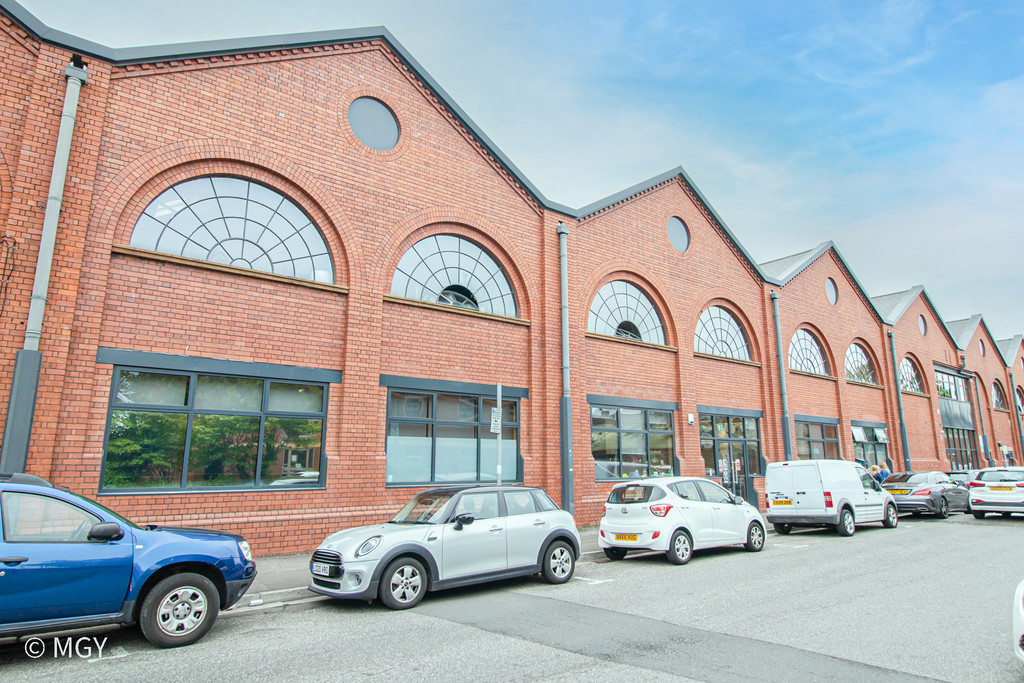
<box><xmin>224</xmin><ymin>525</ymin><xmax>606</xmax><ymax>618</ymax></box>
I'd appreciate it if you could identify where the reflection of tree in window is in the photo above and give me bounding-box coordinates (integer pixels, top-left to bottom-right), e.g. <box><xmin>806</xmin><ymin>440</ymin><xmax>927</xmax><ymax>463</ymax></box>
<box><xmin>992</xmin><ymin>382</ymin><xmax>1008</xmax><ymax>410</ymax></box>
<box><xmin>844</xmin><ymin>343</ymin><xmax>877</xmax><ymax>384</ymax></box>
<box><xmin>898</xmin><ymin>358</ymin><xmax>925</xmax><ymax>393</ymax></box>
<box><xmin>588</xmin><ymin>281</ymin><xmax>665</xmax><ymax>345</ymax></box>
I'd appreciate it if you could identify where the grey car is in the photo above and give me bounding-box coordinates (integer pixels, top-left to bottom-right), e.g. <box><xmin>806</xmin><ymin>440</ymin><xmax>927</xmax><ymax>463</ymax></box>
<box><xmin>882</xmin><ymin>471</ymin><xmax>969</xmax><ymax>517</ymax></box>
<box><xmin>309</xmin><ymin>485</ymin><xmax>581</xmax><ymax>609</ymax></box>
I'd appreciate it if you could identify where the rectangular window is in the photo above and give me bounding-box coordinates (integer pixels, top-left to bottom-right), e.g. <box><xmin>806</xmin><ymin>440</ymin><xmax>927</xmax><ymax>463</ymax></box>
<box><xmin>944</xmin><ymin>427</ymin><xmax>980</xmax><ymax>469</ymax></box>
<box><xmin>591</xmin><ymin>406</ymin><xmax>675</xmax><ymax>480</ymax></box>
<box><xmin>385</xmin><ymin>390</ymin><xmax>520</xmax><ymax>485</ymax></box>
<box><xmin>698</xmin><ymin>414</ymin><xmax>762</xmax><ymax>482</ymax></box>
<box><xmin>102</xmin><ymin>367</ymin><xmax>327</xmax><ymax>491</ymax></box>
<box><xmin>851</xmin><ymin>425</ymin><xmax>889</xmax><ymax>468</ymax></box>
<box><xmin>795</xmin><ymin>419</ymin><xmax>840</xmax><ymax>461</ymax></box>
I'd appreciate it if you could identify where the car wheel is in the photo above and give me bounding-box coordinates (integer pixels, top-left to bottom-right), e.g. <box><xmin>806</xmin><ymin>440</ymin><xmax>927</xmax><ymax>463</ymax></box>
<box><xmin>379</xmin><ymin>556</ymin><xmax>427</xmax><ymax>609</ymax></box>
<box><xmin>744</xmin><ymin>522</ymin><xmax>765</xmax><ymax>552</ymax></box>
<box><xmin>1002</xmin><ymin>512</ymin><xmax>1012</xmax><ymax>518</ymax></box>
<box><xmin>936</xmin><ymin>498</ymin><xmax>949</xmax><ymax>519</ymax></box>
<box><xmin>773</xmin><ymin>523</ymin><xmax>792</xmax><ymax>535</ymax></box>
<box><xmin>139</xmin><ymin>572</ymin><xmax>220</xmax><ymax>648</ymax></box>
<box><xmin>836</xmin><ymin>508</ymin><xmax>855</xmax><ymax>537</ymax></box>
<box><xmin>882</xmin><ymin>504</ymin><xmax>899</xmax><ymax>528</ymax></box>
<box><xmin>542</xmin><ymin>540</ymin><xmax>575</xmax><ymax>584</ymax></box>
<box><xmin>972</xmin><ymin>510</ymin><xmax>986</xmax><ymax>520</ymax></box>
<box><xmin>666</xmin><ymin>529</ymin><xmax>693</xmax><ymax>565</ymax></box>
<box><xmin>603</xmin><ymin>547</ymin><xmax>627</xmax><ymax>561</ymax></box>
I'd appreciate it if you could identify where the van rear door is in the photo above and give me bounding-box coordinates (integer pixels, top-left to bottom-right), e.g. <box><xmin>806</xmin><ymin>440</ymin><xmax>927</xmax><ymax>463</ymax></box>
<box><xmin>791</xmin><ymin>464</ymin><xmax>826</xmax><ymax>515</ymax></box>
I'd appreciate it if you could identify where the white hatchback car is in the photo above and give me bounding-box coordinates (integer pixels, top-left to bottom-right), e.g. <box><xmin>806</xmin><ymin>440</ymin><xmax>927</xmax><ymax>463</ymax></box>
<box><xmin>309</xmin><ymin>485</ymin><xmax>581</xmax><ymax>609</ymax></box>
<box><xmin>1015</xmin><ymin>578</ymin><xmax>1024</xmax><ymax>665</ymax></box>
<box><xmin>598</xmin><ymin>477</ymin><xmax>765</xmax><ymax>564</ymax></box>
<box><xmin>968</xmin><ymin>466</ymin><xmax>1024</xmax><ymax>518</ymax></box>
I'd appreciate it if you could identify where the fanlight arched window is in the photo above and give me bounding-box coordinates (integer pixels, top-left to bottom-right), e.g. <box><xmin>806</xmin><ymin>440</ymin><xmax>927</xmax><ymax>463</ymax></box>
<box><xmin>992</xmin><ymin>381</ymin><xmax>1008</xmax><ymax>411</ymax></box>
<box><xmin>845</xmin><ymin>343</ymin><xmax>878</xmax><ymax>384</ymax></box>
<box><xmin>1016</xmin><ymin>387</ymin><xmax>1024</xmax><ymax>415</ymax></box>
<box><xmin>589</xmin><ymin>280</ymin><xmax>665</xmax><ymax>345</ymax></box>
<box><xmin>788</xmin><ymin>329</ymin><xmax>829</xmax><ymax>375</ymax></box>
<box><xmin>130</xmin><ymin>176</ymin><xmax>334</xmax><ymax>283</ymax></box>
<box><xmin>694</xmin><ymin>306</ymin><xmax>751</xmax><ymax>361</ymax></box>
<box><xmin>898</xmin><ymin>358</ymin><xmax>925</xmax><ymax>393</ymax></box>
<box><xmin>391</xmin><ymin>234</ymin><xmax>517</xmax><ymax>317</ymax></box>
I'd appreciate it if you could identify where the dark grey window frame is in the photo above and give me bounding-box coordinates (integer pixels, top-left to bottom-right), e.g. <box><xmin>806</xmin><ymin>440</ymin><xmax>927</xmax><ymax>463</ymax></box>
<box><xmin>697</xmin><ymin>410</ymin><xmax>765</xmax><ymax>481</ymax></box>
<box><xmin>588</xmin><ymin>396</ymin><xmax>677</xmax><ymax>481</ymax></box>
<box><xmin>99</xmin><ymin>364</ymin><xmax>330</xmax><ymax>494</ymax></box>
<box><xmin>383</xmin><ymin>385</ymin><xmax>522</xmax><ymax>487</ymax></box>
<box><xmin>794</xmin><ymin>415</ymin><xmax>841</xmax><ymax>460</ymax></box>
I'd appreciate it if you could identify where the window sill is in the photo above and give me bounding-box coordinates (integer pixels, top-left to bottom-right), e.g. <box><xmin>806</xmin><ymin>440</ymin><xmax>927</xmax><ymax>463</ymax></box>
<box><xmin>846</xmin><ymin>379</ymin><xmax>883</xmax><ymax>390</ymax></box>
<box><xmin>383</xmin><ymin>294</ymin><xmax>530</xmax><ymax>327</ymax></box>
<box><xmin>900</xmin><ymin>389</ymin><xmax>929</xmax><ymax>398</ymax></box>
<box><xmin>112</xmin><ymin>245</ymin><xmax>349</xmax><ymax>294</ymax></box>
<box><xmin>585</xmin><ymin>332</ymin><xmax>678</xmax><ymax>352</ymax></box>
<box><xmin>385</xmin><ymin>480</ymin><xmax>524</xmax><ymax>488</ymax></box>
<box><xmin>693</xmin><ymin>351</ymin><xmax>761</xmax><ymax>368</ymax></box>
<box><xmin>789</xmin><ymin>369</ymin><xmax>837</xmax><ymax>382</ymax></box>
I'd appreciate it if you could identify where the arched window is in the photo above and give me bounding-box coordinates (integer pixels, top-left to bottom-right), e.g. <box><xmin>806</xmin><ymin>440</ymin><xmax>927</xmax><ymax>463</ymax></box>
<box><xmin>391</xmin><ymin>234</ymin><xmax>517</xmax><ymax>317</ymax></box>
<box><xmin>130</xmin><ymin>176</ymin><xmax>334</xmax><ymax>283</ymax></box>
<box><xmin>1016</xmin><ymin>387</ymin><xmax>1024</xmax><ymax>415</ymax></box>
<box><xmin>588</xmin><ymin>281</ymin><xmax>665</xmax><ymax>345</ymax></box>
<box><xmin>694</xmin><ymin>306</ymin><xmax>751</xmax><ymax>361</ymax></box>
<box><xmin>898</xmin><ymin>358</ymin><xmax>925</xmax><ymax>393</ymax></box>
<box><xmin>992</xmin><ymin>381</ymin><xmax>1008</xmax><ymax>411</ymax></box>
<box><xmin>845</xmin><ymin>343</ymin><xmax>878</xmax><ymax>384</ymax></box>
<box><xmin>788</xmin><ymin>329</ymin><xmax>829</xmax><ymax>375</ymax></box>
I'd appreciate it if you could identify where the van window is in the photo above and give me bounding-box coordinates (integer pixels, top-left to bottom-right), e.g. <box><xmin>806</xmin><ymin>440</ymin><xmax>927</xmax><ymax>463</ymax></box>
<box><xmin>608</xmin><ymin>485</ymin><xmax>665</xmax><ymax>503</ymax></box>
<box><xmin>856</xmin><ymin>466</ymin><xmax>875</xmax><ymax>490</ymax></box>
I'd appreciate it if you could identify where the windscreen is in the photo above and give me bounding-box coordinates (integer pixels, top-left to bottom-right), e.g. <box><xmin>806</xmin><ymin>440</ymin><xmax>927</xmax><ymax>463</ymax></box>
<box><xmin>390</xmin><ymin>490</ymin><xmax>457</xmax><ymax>523</ymax></box>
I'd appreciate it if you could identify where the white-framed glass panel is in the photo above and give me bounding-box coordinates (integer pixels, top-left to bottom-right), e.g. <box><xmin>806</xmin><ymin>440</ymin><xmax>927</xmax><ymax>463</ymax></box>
<box><xmin>391</xmin><ymin>234</ymin><xmax>517</xmax><ymax>318</ymax></box>
<box><xmin>588</xmin><ymin>280</ymin><xmax>666</xmax><ymax>345</ymax></box>
<box><xmin>788</xmin><ymin>329</ymin><xmax>830</xmax><ymax>375</ymax></box>
<box><xmin>694</xmin><ymin>306</ymin><xmax>752</xmax><ymax>361</ymax></box>
<box><xmin>898</xmin><ymin>358</ymin><xmax>925</xmax><ymax>393</ymax></box>
<box><xmin>130</xmin><ymin>176</ymin><xmax>334</xmax><ymax>283</ymax></box>
<box><xmin>845</xmin><ymin>343</ymin><xmax>878</xmax><ymax>384</ymax></box>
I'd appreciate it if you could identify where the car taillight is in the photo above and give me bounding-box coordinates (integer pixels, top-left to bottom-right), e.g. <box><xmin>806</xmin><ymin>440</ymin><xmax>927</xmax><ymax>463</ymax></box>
<box><xmin>1017</xmin><ymin>483</ymin><xmax>1024</xmax><ymax>488</ymax></box>
<box><xmin>602</xmin><ymin>506</ymin><xmax>607</xmax><ymax>517</ymax></box>
<box><xmin>967</xmin><ymin>481</ymin><xmax>984</xmax><ymax>487</ymax></box>
<box><xmin>911</xmin><ymin>489</ymin><xmax>931</xmax><ymax>496</ymax></box>
<box><xmin>652</xmin><ymin>531</ymin><xmax>661</xmax><ymax>540</ymax></box>
<box><xmin>600</xmin><ymin>529</ymin><xmax>605</xmax><ymax>538</ymax></box>
<box><xmin>824</xmin><ymin>492</ymin><xmax>833</xmax><ymax>508</ymax></box>
<box><xmin>764</xmin><ymin>493</ymin><xmax>770</xmax><ymax>508</ymax></box>
<box><xmin>650</xmin><ymin>503</ymin><xmax>672</xmax><ymax>517</ymax></box>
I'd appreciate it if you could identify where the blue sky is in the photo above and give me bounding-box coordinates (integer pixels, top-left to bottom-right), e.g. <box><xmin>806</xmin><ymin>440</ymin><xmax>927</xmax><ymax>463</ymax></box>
<box><xmin>16</xmin><ymin>0</ymin><xmax>1024</xmax><ymax>340</ymax></box>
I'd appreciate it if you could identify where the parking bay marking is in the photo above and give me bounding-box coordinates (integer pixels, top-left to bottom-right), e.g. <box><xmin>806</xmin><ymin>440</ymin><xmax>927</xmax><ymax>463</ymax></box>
<box><xmin>574</xmin><ymin>577</ymin><xmax>614</xmax><ymax>585</ymax></box>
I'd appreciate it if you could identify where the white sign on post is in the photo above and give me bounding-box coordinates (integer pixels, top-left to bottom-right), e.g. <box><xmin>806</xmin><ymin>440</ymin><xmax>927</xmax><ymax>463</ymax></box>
<box><xmin>490</xmin><ymin>408</ymin><xmax>502</xmax><ymax>434</ymax></box>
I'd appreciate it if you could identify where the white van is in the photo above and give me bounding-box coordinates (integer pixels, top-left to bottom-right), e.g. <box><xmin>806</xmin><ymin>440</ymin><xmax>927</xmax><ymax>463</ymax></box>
<box><xmin>764</xmin><ymin>460</ymin><xmax>898</xmax><ymax>536</ymax></box>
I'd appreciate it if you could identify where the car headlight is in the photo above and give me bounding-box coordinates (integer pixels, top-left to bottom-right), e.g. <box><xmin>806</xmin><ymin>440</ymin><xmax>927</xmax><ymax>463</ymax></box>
<box><xmin>238</xmin><ymin>540</ymin><xmax>253</xmax><ymax>562</ymax></box>
<box><xmin>355</xmin><ymin>535</ymin><xmax>382</xmax><ymax>558</ymax></box>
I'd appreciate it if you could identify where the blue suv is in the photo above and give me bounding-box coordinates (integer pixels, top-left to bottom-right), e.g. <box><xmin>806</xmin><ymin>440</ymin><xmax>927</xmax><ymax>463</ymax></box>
<box><xmin>0</xmin><ymin>473</ymin><xmax>257</xmax><ymax>647</ymax></box>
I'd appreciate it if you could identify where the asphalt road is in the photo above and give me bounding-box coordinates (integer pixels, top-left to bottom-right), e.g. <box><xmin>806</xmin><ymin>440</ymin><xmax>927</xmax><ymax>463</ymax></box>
<box><xmin>1</xmin><ymin>512</ymin><xmax>1022</xmax><ymax>681</ymax></box>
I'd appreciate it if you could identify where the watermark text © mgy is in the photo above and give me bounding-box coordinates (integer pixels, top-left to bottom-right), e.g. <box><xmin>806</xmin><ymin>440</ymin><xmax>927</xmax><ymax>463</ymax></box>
<box><xmin>23</xmin><ymin>636</ymin><xmax>108</xmax><ymax>659</ymax></box>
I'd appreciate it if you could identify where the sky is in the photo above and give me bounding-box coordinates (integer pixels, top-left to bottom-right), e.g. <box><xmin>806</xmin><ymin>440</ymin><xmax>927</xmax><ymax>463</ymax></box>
<box><xmin>15</xmin><ymin>0</ymin><xmax>1024</xmax><ymax>341</ymax></box>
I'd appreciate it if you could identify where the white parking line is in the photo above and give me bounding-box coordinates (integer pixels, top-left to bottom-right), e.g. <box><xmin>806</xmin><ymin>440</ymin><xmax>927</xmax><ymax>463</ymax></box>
<box><xmin>574</xmin><ymin>577</ymin><xmax>615</xmax><ymax>585</ymax></box>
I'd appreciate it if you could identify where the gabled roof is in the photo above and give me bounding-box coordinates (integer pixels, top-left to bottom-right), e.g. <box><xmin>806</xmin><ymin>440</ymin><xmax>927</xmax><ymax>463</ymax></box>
<box><xmin>870</xmin><ymin>286</ymin><xmax>923</xmax><ymax>324</ymax></box>
<box><xmin>997</xmin><ymin>335</ymin><xmax>1023</xmax><ymax>368</ymax></box>
<box><xmin>946</xmin><ymin>315</ymin><xmax>984</xmax><ymax>351</ymax></box>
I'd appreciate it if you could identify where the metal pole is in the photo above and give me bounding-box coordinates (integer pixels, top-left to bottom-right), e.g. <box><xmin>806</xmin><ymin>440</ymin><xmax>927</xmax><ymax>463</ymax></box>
<box><xmin>1</xmin><ymin>62</ymin><xmax>88</xmax><ymax>474</ymax></box>
<box><xmin>887</xmin><ymin>330</ymin><xmax>911</xmax><ymax>471</ymax></box>
<box><xmin>556</xmin><ymin>222</ymin><xmax>574</xmax><ymax>513</ymax></box>
<box><xmin>769</xmin><ymin>291</ymin><xmax>794</xmax><ymax>460</ymax></box>
<box><xmin>495</xmin><ymin>383</ymin><xmax>502</xmax><ymax>485</ymax></box>
<box><xmin>969</xmin><ymin>374</ymin><xmax>993</xmax><ymax>466</ymax></box>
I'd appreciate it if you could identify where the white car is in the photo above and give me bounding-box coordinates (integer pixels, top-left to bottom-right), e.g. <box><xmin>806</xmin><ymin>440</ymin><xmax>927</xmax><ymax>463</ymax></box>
<box><xmin>309</xmin><ymin>485</ymin><xmax>581</xmax><ymax>609</ymax></box>
<box><xmin>1015</xmin><ymin>578</ymin><xmax>1024</xmax><ymax>665</ymax></box>
<box><xmin>598</xmin><ymin>477</ymin><xmax>765</xmax><ymax>564</ymax></box>
<box><xmin>968</xmin><ymin>467</ymin><xmax>1024</xmax><ymax>519</ymax></box>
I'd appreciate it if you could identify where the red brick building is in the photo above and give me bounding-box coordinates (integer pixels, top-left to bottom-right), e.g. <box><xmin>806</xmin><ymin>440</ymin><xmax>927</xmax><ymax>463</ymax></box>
<box><xmin>0</xmin><ymin>2</ymin><xmax>1021</xmax><ymax>554</ymax></box>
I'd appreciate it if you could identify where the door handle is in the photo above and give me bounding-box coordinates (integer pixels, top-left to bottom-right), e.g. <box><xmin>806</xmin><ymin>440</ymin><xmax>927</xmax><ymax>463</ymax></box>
<box><xmin>488</xmin><ymin>526</ymin><xmax>502</xmax><ymax>533</ymax></box>
<box><xmin>795</xmin><ymin>491</ymin><xmax>806</xmax><ymax>495</ymax></box>
<box><xmin>532</xmin><ymin>520</ymin><xmax>546</xmax><ymax>526</ymax></box>
<box><xmin>0</xmin><ymin>557</ymin><xmax>28</xmax><ymax>564</ymax></box>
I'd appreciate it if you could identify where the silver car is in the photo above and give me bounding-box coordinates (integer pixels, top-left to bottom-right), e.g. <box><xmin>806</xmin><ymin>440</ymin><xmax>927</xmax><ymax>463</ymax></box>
<box><xmin>309</xmin><ymin>485</ymin><xmax>581</xmax><ymax>609</ymax></box>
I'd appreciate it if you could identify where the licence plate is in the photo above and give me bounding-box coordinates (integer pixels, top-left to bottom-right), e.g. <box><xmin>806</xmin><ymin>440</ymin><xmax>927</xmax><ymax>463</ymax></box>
<box><xmin>311</xmin><ymin>562</ymin><xmax>333</xmax><ymax>577</ymax></box>
<box><xmin>614</xmin><ymin>533</ymin><xmax>638</xmax><ymax>542</ymax></box>
<box><xmin>772</xmin><ymin>500</ymin><xmax>792</xmax><ymax>506</ymax></box>
<box><xmin>888</xmin><ymin>490</ymin><xmax>909</xmax><ymax>495</ymax></box>
<box><xmin>989</xmin><ymin>486</ymin><xmax>1013</xmax><ymax>492</ymax></box>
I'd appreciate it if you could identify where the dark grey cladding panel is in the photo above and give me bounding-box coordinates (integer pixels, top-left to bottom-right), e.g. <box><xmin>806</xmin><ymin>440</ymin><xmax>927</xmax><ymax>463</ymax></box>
<box><xmin>938</xmin><ymin>398</ymin><xmax>975</xmax><ymax>430</ymax></box>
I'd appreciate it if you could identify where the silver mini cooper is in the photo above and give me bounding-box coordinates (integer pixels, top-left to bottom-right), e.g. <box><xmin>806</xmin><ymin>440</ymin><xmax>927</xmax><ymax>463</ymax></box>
<box><xmin>309</xmin><ymin>485</ymin><xmax>581</xmax><ymax>609</ymax></box>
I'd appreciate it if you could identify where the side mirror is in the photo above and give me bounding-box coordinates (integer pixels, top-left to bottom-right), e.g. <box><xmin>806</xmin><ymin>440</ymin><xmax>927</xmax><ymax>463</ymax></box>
<box><xmin>453</xmin><ymin>513</ymin><xmax>475</xmax><ymax>531</ymax></box>
<box><xmin>88</xmin><ymin>522</ymin><xmax>124</xmax><ymax>541</ymax></box>
<box><xmin>733</xmin><ymin>495</ymin><xmax>745</xmax><ymax>505</ymax></box>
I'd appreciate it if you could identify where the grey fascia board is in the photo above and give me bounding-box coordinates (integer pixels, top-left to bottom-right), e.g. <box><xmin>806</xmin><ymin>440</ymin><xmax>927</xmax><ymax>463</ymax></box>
<box><xmin>871</xmin><ymin>285</ymin><xmax>924</xmax><ymax>326</ymax></box>
<box><xmin>793</xmin><ymin>414</ymin><xmax>840</xmax><ymax>425</ymax></box>
<box><xmin>379</xmin><ymin>374</ymin><xmax>528</xmax><ymax>399</ymax></box>
<box><xmin>850</xmin><ymin>419</ymin><xmax>887</xmax><ymax>429</ymax></box>
<box><xmin>96</xmin><ymin>347</ymin><xmax>342</xmax><ymax>383</ymax></box>
<box><xmin>763</xmin><ymin>242</ymin><xmax>833</xmax><ymax>287</ymax></box>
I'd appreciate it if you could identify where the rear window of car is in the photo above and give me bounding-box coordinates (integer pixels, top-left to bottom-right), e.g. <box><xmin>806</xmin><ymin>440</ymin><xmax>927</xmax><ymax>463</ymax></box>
<box><xmin>977</xmin><ymin>470</ymin><xmax>1024</xmax><ymax>482</ymax></box>
<box><xmin>607</xmin><ymin>485</ymin><xmax>665</xmax><ymax>503</ymax></box>
<box><xmin>533</xmin><ymin>490</ymin><xmax>559</xmax><ymax>512</ymax></box>
<box><xmin>886</xmin><ymin>473</ymin><xmax>929</xmax><ymax>484</ymax></box>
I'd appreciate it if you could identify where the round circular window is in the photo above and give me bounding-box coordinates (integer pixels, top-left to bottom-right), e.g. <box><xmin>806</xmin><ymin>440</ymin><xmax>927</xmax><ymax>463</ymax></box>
<box><xmin>825</xmin><ymin>278</ymin><xmax>838</xmax><ymax>305</ymax></box>
<box><xmin>667</xmin><ymin>216</ymin><xmax>690</xmax><ymax>253</ymax></box>
<box><xmin>918</xmin><ymin>315</ymin><xmax>927</xmax><ymax>336</ymax></box>
<box><xmin>979</xmin><ymin>339</ymin><xmax>985</xmax><ymax>356</ymax></box>
<box><xmin>348</xmin><ymin>97</ymin><xmax>400</xmax><ymax>151</ymax></box>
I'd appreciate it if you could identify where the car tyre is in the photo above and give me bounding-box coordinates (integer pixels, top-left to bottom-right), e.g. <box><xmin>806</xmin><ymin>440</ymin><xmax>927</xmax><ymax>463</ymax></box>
<box><xmin>972</xmin><ymin>510</ymin><xmax>986</xmax><ymax>520</ymax></box>
<box><xmin>139</xmin><ymin>572</ymin><xmax>220</xmax><ymax>648</ymax></box>
<box><xmin>744</xmin><ymin>522</ymin><xmax>765</xmax><ymax>552</ymax></box>
<box><xmin>936</xmin><ymin>498</ymin><xmax>949</xmax><ymax>519</ymax></box>
<box><xmin>882</xmin><ymin>504</ymin><xmax>898</xmax><ymax>528</ymax></box>
<box><xmin>603</xmin><ymin>547</ymin><xmax>627</xmax><ymax>561</ymax></box>
<box><xmin>666</xmin><ymin>529</ymin><xmax>693</xmax><ymax>565</ymax></box>
<box><xmin>773</xmin><ymin>523</ymin><xmax>792</xmax><ymax>535</ymax></box>
<box><xmin>836</xmin><ymin>508</ymin><xmax>855</xmax><ymax>537</ymax></box>
<box><xmin>1002</xmin><ymin>512</ymin><xmax>1012</xmax><ymax>518</ymax></box>
<box><xmin>379</xmin><ymin>556</ymin><xmax>427</xmax><ymax>609</ymax></box>
<box><xmin>542</xmin><ymin>540</ymin><xmax>575</xmax><ymax>584</ymax></box>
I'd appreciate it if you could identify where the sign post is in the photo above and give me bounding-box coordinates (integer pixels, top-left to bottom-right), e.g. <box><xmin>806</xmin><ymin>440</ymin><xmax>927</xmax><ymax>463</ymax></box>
<box><xmin>491</xmin><ymin>383</ymin><xmax>502</xmax><ymax>485</ymax></box>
